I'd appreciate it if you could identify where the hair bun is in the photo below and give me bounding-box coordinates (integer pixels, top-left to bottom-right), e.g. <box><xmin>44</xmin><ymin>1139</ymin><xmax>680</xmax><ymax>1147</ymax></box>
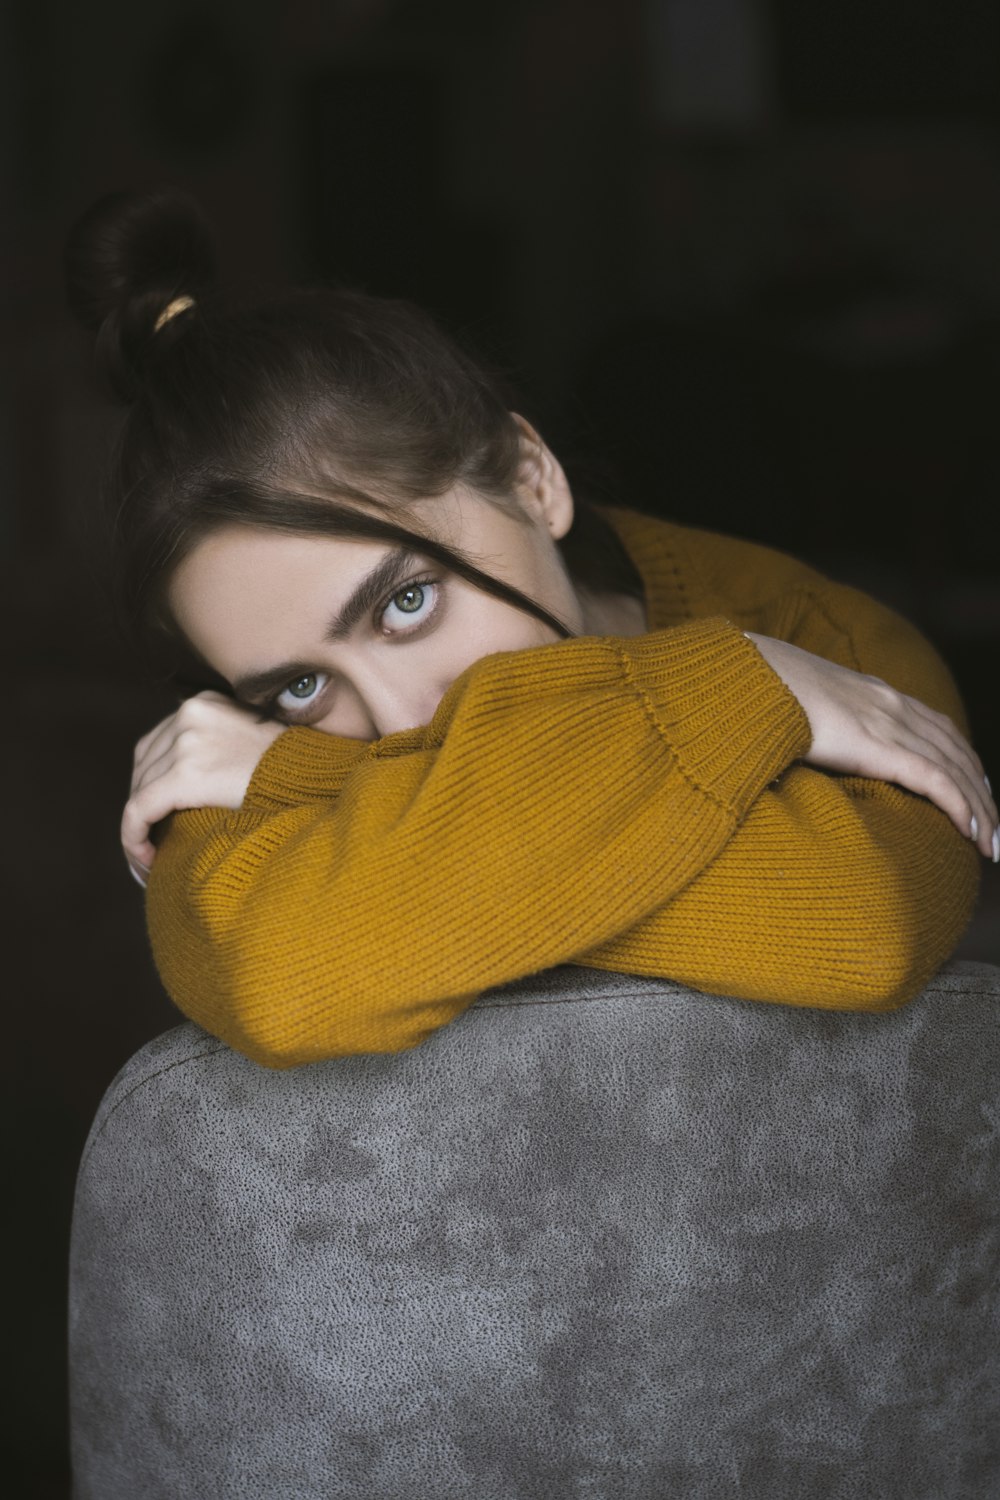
<box><xmin>65</xmin><ymin>187</ymin><xmax>217</xmax><ymax>401</ymax></box>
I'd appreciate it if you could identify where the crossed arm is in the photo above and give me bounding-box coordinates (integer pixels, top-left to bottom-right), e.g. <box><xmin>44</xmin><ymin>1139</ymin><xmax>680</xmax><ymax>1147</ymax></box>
<box><xmin>126</xmin><ymin>556</ymin><xmax>992</xmax><ymax>1066</ymax></box>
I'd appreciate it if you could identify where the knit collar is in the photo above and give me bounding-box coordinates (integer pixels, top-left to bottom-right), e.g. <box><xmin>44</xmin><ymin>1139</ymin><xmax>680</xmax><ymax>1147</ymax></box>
<box><xmin>596</xmin><ymin>505</ymin><xmax>693</xmax><ymax>631</ymax></box>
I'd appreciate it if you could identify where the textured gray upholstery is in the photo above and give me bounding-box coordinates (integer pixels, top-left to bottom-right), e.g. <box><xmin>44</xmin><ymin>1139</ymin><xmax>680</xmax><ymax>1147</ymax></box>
<box><xmin>69</xmin><ymin>961</ymin><xmax>1000</xmax><ymax>1499</ymax></box>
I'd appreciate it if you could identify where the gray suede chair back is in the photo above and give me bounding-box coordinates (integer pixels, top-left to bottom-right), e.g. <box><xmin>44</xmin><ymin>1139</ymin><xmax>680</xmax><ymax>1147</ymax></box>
<box><xmin>69</xmin><ymin>961</ymin><xmax>1000</xmax><ymax>1499</ymax></box>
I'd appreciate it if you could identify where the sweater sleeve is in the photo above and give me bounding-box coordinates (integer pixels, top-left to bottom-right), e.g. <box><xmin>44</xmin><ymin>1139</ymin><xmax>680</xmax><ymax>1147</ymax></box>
<box><xmin>574</xmin><ymin>766</ymin><xmax>979</xmax><ymax>1011</ymax></box>
<box><xmin>145</xmin><ymin>617</ymin><xmax>811</xmax><ymax>1066</ymax></box>
<box><xmin>572</xmin><ymin>532</ymin><xmax>980</xmax><ymax>1010</ymax></box>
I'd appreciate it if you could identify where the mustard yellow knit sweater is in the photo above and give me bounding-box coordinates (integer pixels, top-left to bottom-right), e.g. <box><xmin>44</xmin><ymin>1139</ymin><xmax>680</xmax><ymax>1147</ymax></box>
<box><xmin>146</xmin><ymin>507</ymin><xmax>980</xmax><ymax>1067</ymax></box>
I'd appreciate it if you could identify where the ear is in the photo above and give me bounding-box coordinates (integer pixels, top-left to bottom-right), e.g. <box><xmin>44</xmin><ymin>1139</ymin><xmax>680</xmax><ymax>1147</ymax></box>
<box><xmin>510</xmin><ymin>412</ymin><xmax>574</xmax><ymax>540</ymax></box>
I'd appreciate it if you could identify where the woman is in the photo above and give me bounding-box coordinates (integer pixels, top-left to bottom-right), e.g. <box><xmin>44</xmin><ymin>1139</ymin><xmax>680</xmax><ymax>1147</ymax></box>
<box><xmin>67</xmin><ymin>189</ymin><xmax>997</xmax><ymax>1068</ymax></box>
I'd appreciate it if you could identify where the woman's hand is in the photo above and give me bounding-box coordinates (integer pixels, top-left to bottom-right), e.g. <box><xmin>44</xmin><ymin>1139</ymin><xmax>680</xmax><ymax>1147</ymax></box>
<box><xmin>746</xmin><ymin>632</ymin><xmax>998</xmax><ymax>858</ymax></box>
<box><xmin>123</xmin><ymin>691</ymin><xmax>287</xmax><ymax>886</ymax></box>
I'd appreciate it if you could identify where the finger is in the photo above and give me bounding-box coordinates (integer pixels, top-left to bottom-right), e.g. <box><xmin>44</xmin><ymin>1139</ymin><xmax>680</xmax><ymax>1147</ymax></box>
<box><xmin>131</xmin><ymin>692</ymin><xmax>232</xmax><ymax>781</ymax></box>
<box><xmin>906</xmin><ymin>697</ymin><xmax>986</xmax><ymax>771</ymax></box>
<box><xmin>131</xmin><ymin>734</ymin><xmax>187</xmax><ymax>798</ymax></box>
<box><xmin>123</xmin><ymin>758</ymin><xmax>212</xmax><ymax>855</ymax></box>
<box><xmin>121</xmin><ymin>778</ymin><xmax>186</xmax><ymax>870</ymax></box>
<box><xmin>887</xmin><ymin>687</ymin><xmax>995</xmax><ymax>840</ymax></box>
<box><xmin>906</xmin><ymin>738</ymin><xmax>989</xmax><ymax>851</ymax></box>
<box><xmin>126</xmin><ymin>859</ymin><xmax>149</xmax><ymax>889</ymax></box>
<box><xmin>131</xmin><ymin>718</ymin><xmax>184</xmax><ymax>796</ymax></box>
<box><xmin>906</xmin><ymin>699</ymin><xmax>992</xmax><ymax>810</ymax></box>
<box><xmin>133</xmin><ymin>705</ymin><xmax>188</xmax><ymax>764</ymax></box>
<box><xmin>986</xmin><ymin>777</ymin><xmax>1000</xmax><ymax>863</ymax></box>
<box><xmin>901</xmin><ymin>707</ymin><xmax>997</xmax><ymax>853</ymax></box>
<box><xmin>887</xmin><ymin>740</ymin><xmax>988</xmax><ymax>849</ymax></box>
<box><xmin>131</xmin><ymin>691</ymin><xmax>251</xmax><ymax>793</ymax></box>
<box><xmin>121</xmin><ymin>815</ymin><xmax>157</xmax><ymax>872</ymax></box>
<box><xmin>132</xmin><ymin>710</ymin><xmax>221</xmax><ymax>796</ymax></box>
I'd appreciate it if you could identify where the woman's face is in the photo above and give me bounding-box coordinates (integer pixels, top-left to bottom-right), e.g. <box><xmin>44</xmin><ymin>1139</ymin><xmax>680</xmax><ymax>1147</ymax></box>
<box><xmin>167</xmin><ymin>428</ymin><xmax>602</xmax><ymax>740</ymax></box>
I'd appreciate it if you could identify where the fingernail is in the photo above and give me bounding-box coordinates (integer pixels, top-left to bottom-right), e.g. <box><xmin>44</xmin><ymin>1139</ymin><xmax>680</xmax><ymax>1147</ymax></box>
<box><xmin>993</xmin><ymin>827</ymin><xmax>1000</xmax><ymax>864</ymax></box>
<box><xmin>970</xmin><ymin>815</ymin><xmax>978</xmax><ymax>840</ymax></box>
<box><xmin>986</xmin><ymin>774</ymin><xmax>993</xmax><ymax>796</ymax></box>
<box><xmin>128</xmin><ymin>864</ymin><xmax>148</xmax><ymax>889</ymax></box>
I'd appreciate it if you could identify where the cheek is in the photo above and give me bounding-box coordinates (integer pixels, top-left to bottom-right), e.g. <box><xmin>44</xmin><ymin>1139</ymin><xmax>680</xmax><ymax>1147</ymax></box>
<box><xmin>444</xmin><ymin>583</ymin><xmax>561</xmax><ymax>664</ymax></box>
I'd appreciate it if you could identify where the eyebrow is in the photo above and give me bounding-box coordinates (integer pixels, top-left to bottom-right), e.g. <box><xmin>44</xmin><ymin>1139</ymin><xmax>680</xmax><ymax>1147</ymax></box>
<box><xmin>232</xmin><ymin>546</ymin><xmax>419</xmax><ymax>702</ymax></box>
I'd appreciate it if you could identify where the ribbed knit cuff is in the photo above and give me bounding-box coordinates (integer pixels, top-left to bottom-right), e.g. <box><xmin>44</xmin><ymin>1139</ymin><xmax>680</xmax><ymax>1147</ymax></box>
<box><xmin>243</xmin><ymin>618</ymin><xmax>811</xmax><ymax>819</ymax></box>
<box><xmin>620</xmin><ymin>616</ymin><xmax>813</xmax><ymax>817</ymax></box>
<box><xmin>243</xmin><ymin>728</ymin><xmax>371</xmax><ymax>812</ymax></box>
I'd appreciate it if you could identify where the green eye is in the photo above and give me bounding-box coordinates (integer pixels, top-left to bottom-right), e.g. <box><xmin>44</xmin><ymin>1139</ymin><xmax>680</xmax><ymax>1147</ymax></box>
<box><xmin>392</xmin><ymin>584</ymin><xmax>425</xmax><ymax>614</ymax></box>
<box><xmin>379</xmin><ymin>577</ymin><xmax>438</xmax><ymax>632</ymax></box>
<box><xmin>287</xmin><ymin>673</ymin><xmax>317</xmax><ymax>699</ymax></box>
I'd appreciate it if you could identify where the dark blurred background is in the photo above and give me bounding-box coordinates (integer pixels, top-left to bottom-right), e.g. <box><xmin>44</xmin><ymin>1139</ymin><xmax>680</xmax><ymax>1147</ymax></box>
<box><xmin>4</xmin><ymin>0</ymin><xmax>1000</xmax><ymax>1491</ymax></box>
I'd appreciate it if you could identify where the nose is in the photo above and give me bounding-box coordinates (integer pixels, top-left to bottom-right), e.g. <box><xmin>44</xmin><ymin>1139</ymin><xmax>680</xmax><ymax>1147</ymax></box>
<box><xmin>337</xmin><ymin>662</ymin><xmax>445</xmax><ymax>741</ymax></box>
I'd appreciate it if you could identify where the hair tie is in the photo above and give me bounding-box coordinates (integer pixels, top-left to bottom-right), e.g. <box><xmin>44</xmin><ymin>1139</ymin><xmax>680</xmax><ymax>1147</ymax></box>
<box><xmin>153</xmin><ymin>294</ymin><xmax>196</xmax><ymax>334</ymax></box>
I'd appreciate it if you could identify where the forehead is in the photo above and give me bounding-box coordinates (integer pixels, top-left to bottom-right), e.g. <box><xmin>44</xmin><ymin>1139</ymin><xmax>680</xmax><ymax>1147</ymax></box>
<box><xmin>165</xmin><ymin>491</ymin><xmax>531</xmax><ymax>669</ymax></box>
<box><xmin>169</xmin><ymin>487</ymin><xmax>526</xmax><ymax>620</ymax></box>
<box><xmin>168</xmin><ymin>526</ymin><xmax>400</xmax><ymax>688</ymax></box>
<box><xmin>169</xmin><ymin>525</ymin><xmax>385</xmax><ymax>623</ymax></box>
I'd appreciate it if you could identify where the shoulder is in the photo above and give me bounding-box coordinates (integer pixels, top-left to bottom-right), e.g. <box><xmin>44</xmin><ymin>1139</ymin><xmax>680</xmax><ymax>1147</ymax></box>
<box><xmin>599</xmin><ymin>505</ymin><xmax>831</xmax><ymax>616</ymax></box>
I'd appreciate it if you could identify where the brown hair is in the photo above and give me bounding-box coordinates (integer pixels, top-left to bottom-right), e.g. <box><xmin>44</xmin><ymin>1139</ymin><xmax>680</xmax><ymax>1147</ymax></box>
<box><xmin>65</xmin><ymin>188</ymin><xmax>643</xmax><ymax>693</ymax></box>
